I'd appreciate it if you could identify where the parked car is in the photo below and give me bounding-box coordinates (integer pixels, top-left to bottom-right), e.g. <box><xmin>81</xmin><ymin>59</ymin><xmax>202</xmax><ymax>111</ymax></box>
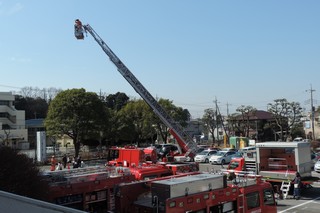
<box><xmin>194</xmin><ymin>150</ymin><xmax>218</xmax><ymax>163</ymax></box>
<box><xmin>209</xmin><ymin>151</ymin><xmax>237</xmax><ymax>165</ymax></box>
<box><xmin>197</xmin><ymin>145</ymin><xmax>211</xmax><ymax>150</ymax></box>
<box><xmin>186</xmin><ymin>147</ymin><xmax>206</xmax><ymax>162</ymax></box>
<box><xmin>231</xmin><ymin>152</ymin><xmax>244</xmax><ymax>159</ymax></box>
<box><xmin>221</xmin><ymin>148</ymin><xmax>238</xmax><ymax>152</ymax></box>
<box><xmin>154</xmin><ymin>144</ymin><xmax>179</xmax><ymax>159</ymax></box>
<box><xmin>314</xmin><ymin>159</ymin><xmax>320</xmax><ymax>173</ymax></box>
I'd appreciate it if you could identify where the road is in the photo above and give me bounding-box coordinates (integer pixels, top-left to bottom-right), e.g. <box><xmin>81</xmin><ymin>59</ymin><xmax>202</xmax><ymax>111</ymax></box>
<box><xmin>199</xmin><ymin>163</ymin><xmax>320</xmax><ymax>213</ymax></box>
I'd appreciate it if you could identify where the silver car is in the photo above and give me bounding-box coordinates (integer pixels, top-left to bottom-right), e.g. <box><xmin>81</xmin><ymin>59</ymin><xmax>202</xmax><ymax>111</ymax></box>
<box><xmin>194</xmin><ymin>150</ymin><xmax>218</xmax><ymax>163</ymax></box>
<box><xmin>209</xmin><ymin>151</ymin><xmax>237</xmax><ymax>165</ymax></box>
<box><xmin>314</xmin><ymin>159</ymin><xmax>320</xmax><ymax>173</ymax></box>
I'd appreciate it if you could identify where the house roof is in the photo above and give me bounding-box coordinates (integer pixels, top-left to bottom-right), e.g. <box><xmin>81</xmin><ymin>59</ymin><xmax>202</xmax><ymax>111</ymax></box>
<box><xmin>231</xmin><ymin>110</ymin><xmax>274</xmax><ymax>121</ymax></box>
<box><xmin>249</xmin><ymin>110</ymin><xmax>274</xmax><ymax>120</ymax></box>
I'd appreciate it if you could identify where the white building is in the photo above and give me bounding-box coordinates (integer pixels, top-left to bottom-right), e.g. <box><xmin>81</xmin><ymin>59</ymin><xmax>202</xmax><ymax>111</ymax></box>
<box><xmin>0</xmin><ymin>92</ymin><xmax>28</xmax><ymax>149</ymax></box>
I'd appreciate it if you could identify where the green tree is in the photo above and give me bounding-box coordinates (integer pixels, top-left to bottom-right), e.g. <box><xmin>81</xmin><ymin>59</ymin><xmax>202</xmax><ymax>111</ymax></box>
<box><xmin>268</xmin><ymin>98</ymin><xmax>303</xmax><ymax>141</ymax></box>
<box><xmin>150</xmin><ymin>98</ymin><xmax>190</xmax><ymax>144</ymax></box>
<box><xmin>14</xmin><ymin>95</ymin><xmax>48</xmax><ymax>119</ymax></box>
<box><xmin>290</xmin><ymin>123</ymin><xmax>305</xmax><ymax>139</ymax></box>
<box><xmin>0</xmin><ymin>146</ymin><xmax>49</xmax><ymax>200</ymax></box>
<box><xmin>44</xmin><ymin>88</ymin><xmax>110</xmax><ymax>157</ymax></box>
<box><xmin>117</xmin><ymin>100</ymin><xmax>156</xmax><ymax>146</ymax></box>
<box><xmin>105</xmin><ymin>92</ymin><xmax>129</xmax><ymax>111</ymax></box>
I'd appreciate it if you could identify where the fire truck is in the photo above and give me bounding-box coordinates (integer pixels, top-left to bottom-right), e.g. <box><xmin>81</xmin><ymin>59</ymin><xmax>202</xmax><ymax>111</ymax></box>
<box><xmin>115</xmin><ymin>172</ymin><xmax>277</xmax><ymax>213</ymax></box>
<box><xmin>44</xmin><ymin>166</ymin><xmax>276</xmax><ymax>213</ymax></box>
<box><xmin>44</xmin><ymin>166</ymin><xmax>135</xmax><ymax>212</ymax></box>
<box><xmin>74</xmin><ymin>19</ymin><xmax>198</xmax><ymax>161</ymax></box>
<box><xmin>106</xmin><ymin>145</ymin><xmax>199</xmax><ymax>180</ymax></box>
<box><xmin>227</xmin><ymin>141</ymin><xmax>319</xmax><ymax>198</ymax></box>
<box><xmin>67</xmin><ymin>20</ymin><xmax>277</xmax><ymax>212</ymax></box>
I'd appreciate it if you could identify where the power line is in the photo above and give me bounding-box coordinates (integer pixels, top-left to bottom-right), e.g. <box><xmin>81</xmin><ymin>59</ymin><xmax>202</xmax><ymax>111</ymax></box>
<box><xmin>0</xmin><ymin>84</ymin><xmax>22</xmax><ymax>89</ymax></box>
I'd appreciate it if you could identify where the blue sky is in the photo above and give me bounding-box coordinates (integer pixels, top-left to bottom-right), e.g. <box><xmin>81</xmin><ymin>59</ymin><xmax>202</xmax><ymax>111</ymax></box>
<box><xmin>1</xmin><ymin>1</ymin><xmax>319</xmax><ymax>118</ymax></box>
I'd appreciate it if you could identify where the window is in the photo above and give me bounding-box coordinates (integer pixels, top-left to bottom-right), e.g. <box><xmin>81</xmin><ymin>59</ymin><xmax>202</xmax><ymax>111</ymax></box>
<box><xmin>0</xmin><ymin>101</ymin><xmax>9</xmax><ymax>106</ymax></box>
<box><xmin>263</xmin><ymin>189</ymin><xmax>275</xmax><ymax>206</ymax></box>
<box><xmin>229</xmin><ymin>161</ymin><xmax>239</xmax><ymax>170</ymax></box>
<box><xmin>246</xmin><ymin>191</ymin><xmax>260</xmax><ymax>210</ymax></box>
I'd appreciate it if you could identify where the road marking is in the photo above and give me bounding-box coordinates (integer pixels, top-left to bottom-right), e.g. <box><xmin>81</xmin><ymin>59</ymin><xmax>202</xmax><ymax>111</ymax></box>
<box><xmin>278</xmin><ymin>196</ymin><xmax>320</xmax><ymax>213</ymax></box>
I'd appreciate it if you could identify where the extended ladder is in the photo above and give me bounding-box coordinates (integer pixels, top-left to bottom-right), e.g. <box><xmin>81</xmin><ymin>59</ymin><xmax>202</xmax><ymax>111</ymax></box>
<box><xmin>81</xmin><ymin>23</ymin><xmax>198</xmax><ymax>158</ymax></box>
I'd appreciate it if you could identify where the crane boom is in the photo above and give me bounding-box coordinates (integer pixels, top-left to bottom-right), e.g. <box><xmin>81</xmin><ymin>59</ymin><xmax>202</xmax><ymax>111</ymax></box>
<box><xmin>76</xmin><ymin>21</ymin><xmax>197</xmax><ymax>158</ymax></box>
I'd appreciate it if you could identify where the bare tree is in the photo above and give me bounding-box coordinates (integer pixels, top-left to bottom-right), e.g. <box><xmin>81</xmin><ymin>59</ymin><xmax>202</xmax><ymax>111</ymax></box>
<box><xmin>236</xmin><ymin>105</ymin><xmax>257</xmax><ymax>137</ymax></box>
<box><xmin>18</xmin><ymin>86</ymin><xmax>62</xmax><ymax>102</ymax></box>
<box><xmin>268</xmin><ymin>98</ymin><xmax>303</xmax><ymax>141</ymax></box>
<box><xmin>3</xmin><ymin>129</ymin><xmax>11</xmax><ymax>146</ymax></box>
<box><xmin>202</xmin><ymin>108</ymin><xmax>218</xmax><ymax>143</ymax></box>
<box><xmin>20</xmin><ymin>86</ymin><xmax>34</xmax><ymax>98</ymax></box>
<box><xmin>228</xmin><ymin>105</ymin><xmax>256</xmax><ymax>137</ymax></box>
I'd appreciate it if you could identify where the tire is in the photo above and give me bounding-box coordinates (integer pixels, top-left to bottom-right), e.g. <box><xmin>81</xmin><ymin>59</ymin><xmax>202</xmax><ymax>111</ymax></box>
<box><xmin>221</xmin><ymin>159</ymin><xmax>225</xmax><ymax>165</ymax></box>
<box><xmin>205</xmin><ymin>158</ymin><xmax>209</xmax><ymax>163</ymax></box>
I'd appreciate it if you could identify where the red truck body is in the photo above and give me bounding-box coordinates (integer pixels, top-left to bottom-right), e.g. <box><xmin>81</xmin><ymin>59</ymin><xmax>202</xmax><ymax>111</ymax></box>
<box><xmin>115</xmin><ymin>172</ymin><xmax>277</xmax><ymax>213</ymax></box>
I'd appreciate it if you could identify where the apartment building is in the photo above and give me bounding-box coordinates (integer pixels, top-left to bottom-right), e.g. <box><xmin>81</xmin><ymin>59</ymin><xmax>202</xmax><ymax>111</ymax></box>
<box><xmin>0</xmin><ymin>92</ymin><xmax>28</xmax><ymax>149</ymax></box>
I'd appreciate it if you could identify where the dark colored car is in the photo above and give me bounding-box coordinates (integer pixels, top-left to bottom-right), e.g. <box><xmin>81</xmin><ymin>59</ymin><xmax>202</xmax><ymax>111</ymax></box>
<box><xmin>155</xmin><ymin>144</ymin><xmax>179</xmax><ymax>158</ymax></box>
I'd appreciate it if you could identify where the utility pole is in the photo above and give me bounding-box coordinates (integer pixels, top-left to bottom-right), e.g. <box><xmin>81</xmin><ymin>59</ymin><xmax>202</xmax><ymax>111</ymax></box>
<box><xmin>306</xmin><ymin>85</ymin><xmax>316</xmax><ymax>140</ymax></box>
<box><xmin>214</xmin><ymin>97</ymin><xmax>219</xmax><ymax>142</ymax></box>
<box><xmin>226</xmin><ymin>102</ymin><xmax>230</xmax><ymax>117</ymax></box>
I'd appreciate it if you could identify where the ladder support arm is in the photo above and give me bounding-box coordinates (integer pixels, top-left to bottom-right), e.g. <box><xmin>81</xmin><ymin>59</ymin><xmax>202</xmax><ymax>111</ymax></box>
<box><xmin>81</xmin><ymin>23</ymin><xmax>198</xmax><ymax>158</ymax></box>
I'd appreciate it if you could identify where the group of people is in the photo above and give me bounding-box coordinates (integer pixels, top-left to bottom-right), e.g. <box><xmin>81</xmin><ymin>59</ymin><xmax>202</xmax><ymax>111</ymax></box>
<box><xmin>50</xmin><ymin>155</ymin><xmax>84</xmax><ymax>171</ymax></box>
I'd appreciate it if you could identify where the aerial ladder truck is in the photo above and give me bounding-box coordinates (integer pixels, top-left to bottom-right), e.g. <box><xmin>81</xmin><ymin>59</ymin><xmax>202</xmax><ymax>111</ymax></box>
<box><xmin>74</xmin><ymin>20</ymin><xmax>198</xmax><ymax>160</ymax></box>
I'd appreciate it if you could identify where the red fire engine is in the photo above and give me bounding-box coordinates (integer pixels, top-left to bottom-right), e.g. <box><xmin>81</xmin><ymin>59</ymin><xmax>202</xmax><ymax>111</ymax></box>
<box><xmin>45</xmin><ymin>167</ymin><xmax>276</xmax><ymax>213</ymax></box>
<box><xmin>63</xmin><ymin>20</ymin><xmax>277</xmax><ymax>212</ymax></box>
<box><xmin>106</xmin><ymin>145</ymin><xmax>199</xmax><ymax>180</ymax></box>
<box><xmin>44</xmin><ymin>166</ymin><xmax>135</xmax><ymax>211</ymax></box>
<box><xmin>115</xmin><ymin>172</ymin><xmax>277</xmax><ymax>213</ymax></box>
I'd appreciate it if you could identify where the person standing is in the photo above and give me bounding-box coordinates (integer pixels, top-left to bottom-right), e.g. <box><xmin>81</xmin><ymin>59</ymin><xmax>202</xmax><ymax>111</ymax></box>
<box><xmin>50</xmin><ymin>155</ymin><xmax>56</xmax><ymax>171</ymax></box>
<box><xmin>67</xmin><ymin>155</ymin><xmax>71</xmax><ymax>169</ymax></box>
<box><xmin>72</xmin><ymin>156</ymin><xmax>78</xmax><ymax>168</ymax></box>
<box><xmin>292</xmin><ymin>172</ymin><xmax>302</xmax><ymax>200</ymax></box>
<box><xmin>77</xmin><ymin>156</ymin><xmax>82</xmax><ymax>168</ymax></box>
<box><xmin>62</xmin><ymin>154</ymin><xmax>67</xmax><ymax>169</ymax></box>
<box><xmin>56</xmin><ymin>161</ymin><xmax>63</xmax><ymax>170</ymax></box>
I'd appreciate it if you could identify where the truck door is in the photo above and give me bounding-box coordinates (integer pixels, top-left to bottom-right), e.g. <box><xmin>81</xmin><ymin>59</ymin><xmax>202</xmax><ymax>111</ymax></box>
<box><xmin>244</xmin><ymin>189</ymin><xmax>277</xmax><ymax>213</ymax></box>
<box><xmin>245</xmin><ymin>191</ymin><xmax>261</xmax><ymax>212</ymax></box>
<box><xmin>262</xmin><ymin>188</ymin><xmax>277</xmax><ymax>213</ymax></box>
